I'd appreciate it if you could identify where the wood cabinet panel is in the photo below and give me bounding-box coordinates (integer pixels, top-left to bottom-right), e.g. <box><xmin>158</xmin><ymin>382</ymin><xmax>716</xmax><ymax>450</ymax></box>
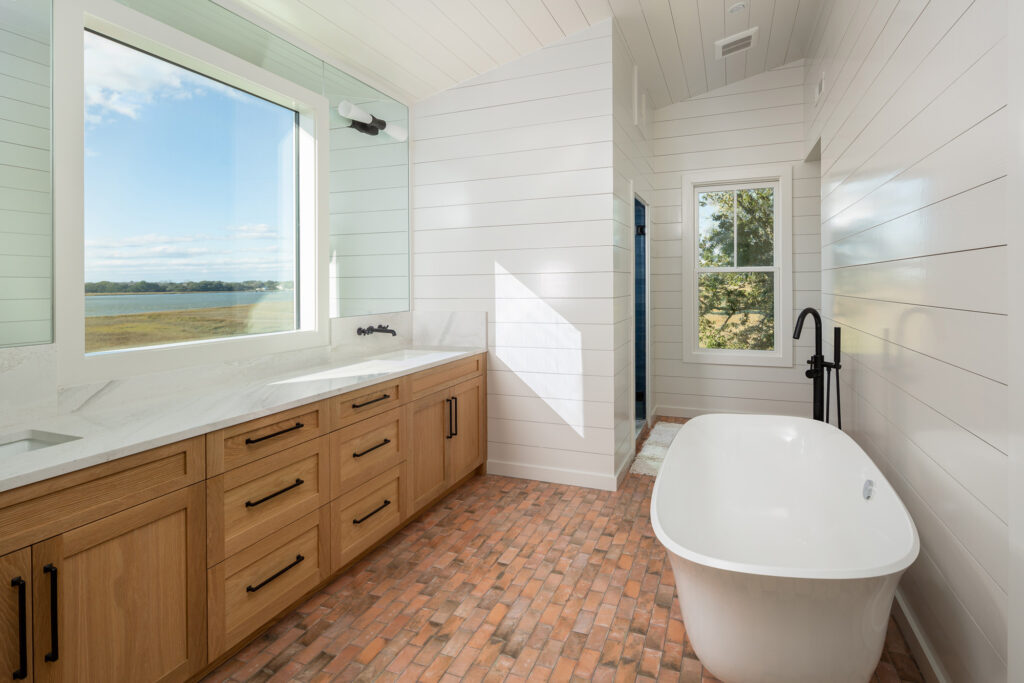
<box><xmin>331</xmin><ymin>467</ymin><xmax>403</xmax><ymax>571</ymax></box>
<box><xmin>408</xmin><ymin>390</ymin><xmax>451</xmax><ymax>511</ymax></box>
<box><xmin>0</xmin><ymin>437</ymin><xmax>204</xmax><ymax>558</ymax></box>
<box><xmin>408</xmin><ymin>355</ymin><xmax>484</xmax><ymax>400</ymax></box>
<box><xmin>32</xmin><ymin>484</ymin><xmax>206</xmax><ymax>683</ymax></box>
<box><xmin>330</xmin><ymin>408</ymin><xmax>403</xmax><ymax>498</ymax></box>
<box><xmin>329</xmin><ymin>380</ymin><xmax>404</xmax><ymax>431</ymax></box>
<box><xmin>207</xmin><ymin>508</ymin><xmax>329</xmax><ymax>659</ymax></box>
<box><xmin>0</xmin><ymin>548</ymin><xmax>31</xmax><ymax>682</ymax></box>
<box><xmin>207</xmin><ymin>437</ymin><xmax>329</xmax><ymax>566</ymax></box>
<box><xmin>450</xmin><ymin>375</ymin><xmax>486</xmax><ymax>483</ymax></box>
<box><xmin>207</xmin><ymin>403</ymin><xmax>326</xmax><ymax>476</ymax></box>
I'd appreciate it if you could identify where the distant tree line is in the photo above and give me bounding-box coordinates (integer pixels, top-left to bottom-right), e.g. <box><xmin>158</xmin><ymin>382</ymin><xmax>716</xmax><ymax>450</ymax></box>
<box><xmin>85</xmin><ymin>280</ymin><xmax>294</xmax><ymax>294</ymax></box>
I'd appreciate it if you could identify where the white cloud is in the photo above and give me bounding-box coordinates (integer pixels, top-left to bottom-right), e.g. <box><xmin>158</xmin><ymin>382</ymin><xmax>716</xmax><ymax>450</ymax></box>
<box><xmin>86</xmin><ymin>233</ymin><xmax>204</xmax><ymax>248</ymax></box>
<box><xmin>225</xmin><ymin>224</ymin><xmax>287</xmax><ymax>240</ymax></box>
<box><xmin>83</xmin><ymin>31</ymin><xmax>243</xmax><ymax>124</ymax></box>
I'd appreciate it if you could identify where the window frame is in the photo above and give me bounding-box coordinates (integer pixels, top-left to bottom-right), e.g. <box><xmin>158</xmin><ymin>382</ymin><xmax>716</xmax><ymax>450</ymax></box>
<box><xmin>53</xmin><ymin>0</ymin><xmax>330</xmax><ymax>384</ymax></box>
<box><xmin>681</xmin><ymin>165</ymin><xmax>793</xmax><ymax>368</ymax></box>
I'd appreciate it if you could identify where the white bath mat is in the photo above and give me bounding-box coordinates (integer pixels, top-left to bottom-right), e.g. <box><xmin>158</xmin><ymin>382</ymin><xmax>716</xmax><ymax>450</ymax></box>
<box><xmin>630</xmin><ymin>422</ymin><xmax>684</xmax><ymax>476</ymax></box>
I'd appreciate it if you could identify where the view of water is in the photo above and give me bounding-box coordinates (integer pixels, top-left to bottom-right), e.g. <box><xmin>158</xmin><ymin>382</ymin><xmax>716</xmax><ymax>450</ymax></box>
<box><xmin>85</xmin><ymin>290</ymin><xmax>294</xmax><ymax>317</ymax></box>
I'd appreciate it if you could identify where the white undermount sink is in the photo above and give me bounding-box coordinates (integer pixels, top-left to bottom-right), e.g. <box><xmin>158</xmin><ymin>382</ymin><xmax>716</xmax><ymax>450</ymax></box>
<box><xmin>0</xmin><ymin>430</ymin><xmax>81</xmax><ymax>457</ymax></box>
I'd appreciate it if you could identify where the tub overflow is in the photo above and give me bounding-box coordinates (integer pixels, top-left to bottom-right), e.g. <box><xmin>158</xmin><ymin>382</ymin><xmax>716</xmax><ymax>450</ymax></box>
<box><xmin>862</xmin><ymin>479</ymin><xmax>874</xmax><ymax>500</ymax></box>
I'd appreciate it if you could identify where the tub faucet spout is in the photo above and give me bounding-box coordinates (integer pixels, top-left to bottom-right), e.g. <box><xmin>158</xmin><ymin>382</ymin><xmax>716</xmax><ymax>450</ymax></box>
<box><xmin>794</xmin><ymin>307</ymin><xmax>825</xmax><ymax>421</ymax></box>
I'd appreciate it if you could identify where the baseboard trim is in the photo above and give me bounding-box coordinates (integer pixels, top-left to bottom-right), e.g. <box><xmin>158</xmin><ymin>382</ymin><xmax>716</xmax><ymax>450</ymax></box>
<box><xmin>893</xmin><ymin>590</ymin><xmax>948</xmax><ymax>683</ymax></box>
<box><xmin>486</xmin><ymin>459</ymin><xmax>617</xmax><ymax>491</ymax></box>
<box><xmin>655</xmin><ymin>405</ymin><xmax>799</xmax><ymax>419</ymax></box>
<box><xmin>615</xmin><ymin>448</ymin><xmax>637</xmax><ymax>488</ymax></box>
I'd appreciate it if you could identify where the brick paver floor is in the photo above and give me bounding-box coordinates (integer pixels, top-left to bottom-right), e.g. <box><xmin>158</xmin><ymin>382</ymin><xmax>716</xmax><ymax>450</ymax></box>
<box><xmin>203</xmin><ymin>473</ymin><xmax>925</xmax><ymax>683</ymax></box>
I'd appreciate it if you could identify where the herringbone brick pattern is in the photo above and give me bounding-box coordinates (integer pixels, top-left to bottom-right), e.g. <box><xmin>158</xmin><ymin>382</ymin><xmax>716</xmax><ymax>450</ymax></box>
<box><xmin>203</xmin><ymin>473</ymin><xmax>924</xmax><ymax>682</ymax></box>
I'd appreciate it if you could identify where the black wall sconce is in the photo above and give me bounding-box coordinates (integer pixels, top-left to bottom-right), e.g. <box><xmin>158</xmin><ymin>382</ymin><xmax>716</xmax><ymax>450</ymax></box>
<box><xmin>338</xmin><ymin>101</ymin><xmax>407</xmax><ymax>141</ymax></box>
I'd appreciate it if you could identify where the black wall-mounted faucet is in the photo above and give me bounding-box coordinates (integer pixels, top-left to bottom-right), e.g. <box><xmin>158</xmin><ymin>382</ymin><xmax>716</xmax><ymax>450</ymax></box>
<box><xmin>357</xmin><ymin>324</ymin><xmax>397</xmax><ymax>337</ymax></box>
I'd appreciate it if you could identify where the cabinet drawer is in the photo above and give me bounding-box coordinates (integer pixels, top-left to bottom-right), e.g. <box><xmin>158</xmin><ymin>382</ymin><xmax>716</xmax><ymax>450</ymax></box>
<box><xmin>329</xmin><ymin>380</ymin><xmax>404</xmax><ymax>430</ymax></box>
<box><xmin>0</xmin><ymin>436</ymin><xmax>204</xmax><ymax>556</ymax></box>
<box><xmin>331</xmin><ymin>466</ymin><xmax>403</xmax><ymax>571</ymax></box>
<box><xmin>207</xmin><ymin>437</ymin><xmax>329</xmax><ymax>565</ymax></box>
<box><xmin>207</xmin><ymin>402</ymin><xmax>326</xmax><ymax>475</ymax></box>
<box><xmin>330</xmin><ymin>408</ymin><xmax>403</xmax><ymax>498</ymax></box>
<box><xmin>208</xmin><ymin>508</ymin><xmax>330</xmax><ymax>658</ymax></box>
<box><xmin>409</xmin><ymin>354</ymin><xmax>484</xmax><ymax>399</ymax></box>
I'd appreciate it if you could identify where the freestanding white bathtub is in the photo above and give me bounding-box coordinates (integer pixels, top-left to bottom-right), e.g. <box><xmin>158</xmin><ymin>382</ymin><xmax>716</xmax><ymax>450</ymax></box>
<box><xmin>651</xmin><ymin>414</ymin><xmax>919</xmax><ymax>683</ymax></box>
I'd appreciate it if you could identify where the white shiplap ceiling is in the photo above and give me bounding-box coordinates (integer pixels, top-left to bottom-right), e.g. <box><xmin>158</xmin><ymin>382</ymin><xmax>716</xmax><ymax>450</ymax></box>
<box><xmin>225</xmin><ymin>0</ymin><xmax>824</xmax><ymax>106</ymax></box>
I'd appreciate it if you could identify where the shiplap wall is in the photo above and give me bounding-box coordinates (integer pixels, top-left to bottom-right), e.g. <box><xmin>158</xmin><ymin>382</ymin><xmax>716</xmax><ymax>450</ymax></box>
<box><xmin>0</xmin><ymin>4</ymin><xmax>52</xmax><ymax>347</ymax></box>
<box><xmin>412</xmin><ymin>19</ymin><xmax>624</xmax><ymax>490</ymax></box>
<box><xmin>328</xmin><ymin>85</ymin><xmax>409</xmax><ymax>318</ymax></box>
<box><xmin>611</xmin><ymin>26</ymin><xmax>652</xmax><ymax>478</ymax></box>
<box><xmin>647</xmin><ymin>62</ymin><xmax>820</xmax><ymax>419</ymax></box>
<box><xmin>805</xmin><ymin>0</ymin><xmax>1008</xmax><ymax>680</ymax></box>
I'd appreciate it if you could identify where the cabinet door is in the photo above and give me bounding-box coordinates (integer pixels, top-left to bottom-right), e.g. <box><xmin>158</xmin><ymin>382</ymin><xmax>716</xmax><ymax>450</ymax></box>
<box><xmin>1</xmin><ymin>548</ymin><xmax>31</xmax><ymax>682</ymax></box>
<box><xmin>449</xmin><ymin>375</ymin><xmax>485</xmax><ymax>483</ymax></box>
<box><xmin>408</xmin><ymin>389</ymin><xmax>451</xmax><ymax>511</ymax></box>
<box><xmin>33</xmin><ymin>484</ymin><xmax>206</xmax><ymax>683</ymax></box>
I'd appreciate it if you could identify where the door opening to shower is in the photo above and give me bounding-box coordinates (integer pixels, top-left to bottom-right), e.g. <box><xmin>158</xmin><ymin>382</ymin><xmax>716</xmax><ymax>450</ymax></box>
<box><xmin>635</xmin><ymin>197</ymin><xmax>648</xmax><ymax>436</ymax></box>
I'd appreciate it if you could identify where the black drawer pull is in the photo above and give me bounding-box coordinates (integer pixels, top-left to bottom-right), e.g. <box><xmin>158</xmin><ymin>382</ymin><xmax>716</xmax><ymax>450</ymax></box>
<box><xmin>245</xmin><ymin>422</ymin><xmax>304</xmax><ymax>445</ymax></box>
<box><xmin>43</xmin><ymin>564</ymin><xmax>58</xmax><ymax>662</ymax></box>
<box><xmin>246</xmin><ymin>554</ymin><xmax>304</xmax><ymax>593</ymax></box>
<box><xmin>353</xmin><ymin>439</ymin><xmax>390</xmax><ymax>458</ymax></box>
<box><xmin>352</xmin><ymin>394</ymin><xmax>390</xmax><ymax>409</ymax></box>
<box><xmin>446</xmin><ymin>398</ymin><xmax>453</xmax><ymax>439</ymax></box>
<box><xmin>353</xmin><ymin>499</ymin><xmax>391</xmax><ymax>524</ymax></box>
<box><xmin>452</xmin><ymin>396</ymin><xmax>459</xmax><ymax>437</ymax></box>
<box><xmin>245</xmin><ymin>478</ymin><xmax>304</xmax><ymax>508</ymax></box>
<box><xmin>11</xmin><ymin>577</ymin><xmax>27</xmax><ymax>679</ymax></box>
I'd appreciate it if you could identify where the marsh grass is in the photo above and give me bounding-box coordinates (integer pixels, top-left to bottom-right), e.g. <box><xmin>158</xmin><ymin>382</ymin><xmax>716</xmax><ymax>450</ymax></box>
<box><xmin>85</xmin><ymin>300</ymin><xmax>295</xmax><ymax>353</ymax></box>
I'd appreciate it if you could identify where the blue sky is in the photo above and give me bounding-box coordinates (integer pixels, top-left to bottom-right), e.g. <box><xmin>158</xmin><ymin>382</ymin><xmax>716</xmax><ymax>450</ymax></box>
<box><xmin>84</xmin><ymin>31</ymin><xmax>297</xmax><ymax>282</ymax></box>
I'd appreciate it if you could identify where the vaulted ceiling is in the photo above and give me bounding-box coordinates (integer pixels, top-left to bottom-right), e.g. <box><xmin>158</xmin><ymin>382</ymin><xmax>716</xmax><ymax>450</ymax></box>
<box><xmin>224</xmin><ymin>0</ymin><xmax>823</xmax><ymax>106</ymax></box>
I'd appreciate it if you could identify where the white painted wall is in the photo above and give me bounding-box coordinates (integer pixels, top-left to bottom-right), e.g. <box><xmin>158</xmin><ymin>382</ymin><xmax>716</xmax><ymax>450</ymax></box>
<box><xmin>612</xmin><ymin>26</ymin><xmax>652</xmax><ymax>480</ymax></box>
<box><xmin>647</xmin><ymin>62</ymin><xmax>821</xmax><ymax>420</ymax></box>
<box><xmin>805</xmin><ymin>0</ymin><xmax>1008</xmax><ymax>680</ymax></box>
<box><xmin>0</xmin><ymin>3</ymin><xmax>52</xmax><ymax>347</ymax></box>
<box><xmin>1008</xmin><ymin>1</ymin><xmax>1024</xmax><ymax>678</ymax></box>
<box><xmin>411</xmin><ymin>20</ymin><xmax>626</xmax><ymax>490</ymax></box>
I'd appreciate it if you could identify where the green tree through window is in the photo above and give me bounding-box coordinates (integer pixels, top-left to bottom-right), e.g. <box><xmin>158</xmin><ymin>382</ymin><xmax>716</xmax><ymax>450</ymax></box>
<box><xmin>696</xmin><ymin>187</ymin><xmax>776</xmax><ymax>351</ymax></box>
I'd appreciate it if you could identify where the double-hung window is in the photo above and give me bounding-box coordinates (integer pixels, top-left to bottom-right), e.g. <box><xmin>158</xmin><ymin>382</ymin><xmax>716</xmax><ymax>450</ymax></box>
<box><xmin>682</xmin><ymin>167</ymin><xmax>792</xmax><ymax>367</ymax></box>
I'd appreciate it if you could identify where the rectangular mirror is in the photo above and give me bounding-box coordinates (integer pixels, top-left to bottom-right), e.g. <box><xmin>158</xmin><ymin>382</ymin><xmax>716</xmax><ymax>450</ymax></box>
<box><xmin>0</xmin><ymin>0</ymin><xmax>53</xmax><ymax>348</ymax></box>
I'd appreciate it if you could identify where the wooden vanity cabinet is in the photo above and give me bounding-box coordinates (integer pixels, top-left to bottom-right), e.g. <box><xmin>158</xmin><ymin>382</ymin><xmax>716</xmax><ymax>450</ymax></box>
<box><xmin>0</xmin><ymin>353</ymin><xmax>486</xmax><ymax>683</ymax></box>
<box><xmin>31</xmin><ymin>484</ymin><xmax>207</xmax><ymax>683</ymax></box>
<box><xmin>408</xmin><ymin>372</ymin><xmax>487</xmax><ymax>511</ymax></box>
<box><xmin>1</xmin><ymin>548</ymin><xmax>31</xmax><ymax>682</ymax></box>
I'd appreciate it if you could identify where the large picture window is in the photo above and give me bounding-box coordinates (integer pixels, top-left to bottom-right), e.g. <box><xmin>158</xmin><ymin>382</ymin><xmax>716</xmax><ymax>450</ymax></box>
<box><xmin>54</xmin><ymin>0</ymin><xmax>329</xmax><ymax>383</ymax></box>
<box><xmin>683</xmin><ymin>168</ymin><xmax>792</xmax><ymax>367</ymax></box>
<box><xmin>83</xmin><ymin>30</ymin><xmax>299</xmax><ymax>353</ymax></box>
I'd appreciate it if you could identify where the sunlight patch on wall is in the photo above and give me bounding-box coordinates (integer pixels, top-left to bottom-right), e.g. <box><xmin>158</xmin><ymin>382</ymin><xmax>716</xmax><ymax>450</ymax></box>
<box><xmin>494</xmin><ymin>262</ymin><xmax>584</xmax><ymax>435</ymax></box>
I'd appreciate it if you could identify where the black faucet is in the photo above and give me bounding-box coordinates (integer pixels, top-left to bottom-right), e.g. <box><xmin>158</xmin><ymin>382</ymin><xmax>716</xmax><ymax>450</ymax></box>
<box><xmin>357</xmin><ymin>324</ymin><xmax>397</xmax><ymax>337</ymax></box>
<box><xmin>793</xmin><ymin>307</ymin><xmax>825</xmax><ymax>421</ymax></box>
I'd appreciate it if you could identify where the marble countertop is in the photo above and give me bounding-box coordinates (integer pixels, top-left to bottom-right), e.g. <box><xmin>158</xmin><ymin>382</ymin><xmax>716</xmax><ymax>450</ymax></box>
<box><xmin>0</xmin><ymin>346</ymin><xmax>485</xmax><ymax>494</ymax></box>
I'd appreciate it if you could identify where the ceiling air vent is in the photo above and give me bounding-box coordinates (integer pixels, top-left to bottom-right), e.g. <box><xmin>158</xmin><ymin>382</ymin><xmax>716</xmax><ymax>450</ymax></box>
<box><xmin>715</xmin><ymin>27</ymin><xmax>758</xmax><ymax>59</ymax></box>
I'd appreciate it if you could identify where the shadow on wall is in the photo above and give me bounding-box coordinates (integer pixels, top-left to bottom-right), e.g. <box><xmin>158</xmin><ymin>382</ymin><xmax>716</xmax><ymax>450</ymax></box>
<box><xmin>493</xmin><ymin>262</ymin><xmax>585</xmax><ymax>437</ymax></box>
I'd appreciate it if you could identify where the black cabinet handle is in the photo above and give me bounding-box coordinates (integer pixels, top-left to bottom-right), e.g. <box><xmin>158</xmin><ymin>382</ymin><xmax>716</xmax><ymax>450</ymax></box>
<box><xmin>452</xmin><ymin>396</ymin><xmax>459</xmax><ymax>437</ymax></box>
<box><xmin>245</xmin><ymin>422</ymin><xmax>303</xmax><ymax>445</ymax></box>
<box><xmin>245</xmin><ymin>478</ymin><xmax>304</xmax><ymax>508</ymax></box>
<box><xmin>43</xmin><ymin>564</ymin><xmax>58</xmax><ymax>662</ymax></box>
<box><xmin>11</xmin><ymin>577</ymin><xmax>27</xmax><ymax>679</ymax></box>
<box><xmin>446</xmin><ymin>398</ymin><xmax>453</xmax><ymax>439</ymax></box>
<box><xmin>352</xmin><ymin>394</ymin><xmax>390</xmax><ymax>409</ymax></box>
<box><xmin>246</xmin><ymin>555</ymin><xmax>304</xmax><ymax>593</ymax></box>
<box><xmin>353</xmin><ymin>499</ymin><xmax>391</xmax><ymax>525</ymax></box>
<box><xmin>353</xmin><ymin>439</ymin><xmax>390</xmax><ymax>458</ymax></box>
